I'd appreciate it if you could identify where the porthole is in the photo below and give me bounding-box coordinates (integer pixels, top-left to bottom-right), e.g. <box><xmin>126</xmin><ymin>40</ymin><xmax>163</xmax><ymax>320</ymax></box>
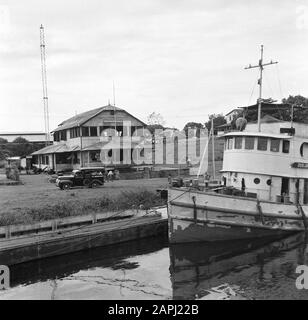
<box><xmin>266</xmin><ymin>179</ymin><xmax>272</xmax><ymax>186</ymax></box>
<box><xmin>254</xmin><ymin>178</ymin><xmax>260</xmax><ymax>184</ymax></box>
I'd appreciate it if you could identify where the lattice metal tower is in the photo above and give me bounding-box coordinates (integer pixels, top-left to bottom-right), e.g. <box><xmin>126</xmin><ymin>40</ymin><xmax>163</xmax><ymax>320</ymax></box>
<box><xmin>40</xmin><ymin>24</ymin><xmax>50</xmax><ymax>146</ymax></box>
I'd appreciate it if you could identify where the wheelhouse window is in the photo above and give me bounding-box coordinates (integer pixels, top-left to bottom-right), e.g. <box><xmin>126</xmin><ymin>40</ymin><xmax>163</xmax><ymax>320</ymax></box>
<box><xmin>270</xmin><ymin>138</ymin><xmax>280</xmax><ymax>152</ymax></box>
<box><xmin>257</xmin><ymin>137</ymin><xmax>268</xmax><ymax>151</ymax></box>
<box><xmin>245</xmin><ymin>137</ymin><xmax>254</xmax><ymax>150</ymax></box>
<box><xmin>227</xmin><ymin>138</ymin><xmax>233</xmax><ymax>149</ymax></box>
<box><xmin>234</xmin><ymin>137</ymin><xmax>242</xmax><ymax>149</ymax></box>
<box><xmin>282</xmin><ymin>140</ymin><xmax>290</xmax><ymax>153</ymax></box>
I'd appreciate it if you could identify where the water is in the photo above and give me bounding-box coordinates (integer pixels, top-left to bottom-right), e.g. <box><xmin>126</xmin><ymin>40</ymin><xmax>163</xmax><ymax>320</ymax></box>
<box><xmin>1</xmin><ymin>233</ymin><xmax>308</xmax><ymax>300</ymax></box>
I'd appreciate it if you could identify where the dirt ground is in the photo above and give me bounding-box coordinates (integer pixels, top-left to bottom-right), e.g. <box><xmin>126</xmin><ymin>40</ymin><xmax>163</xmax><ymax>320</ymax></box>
<box><xmin>0</xmin><ymin>174</ymin><xmax>169</xmax><ymax>217</ymax></box>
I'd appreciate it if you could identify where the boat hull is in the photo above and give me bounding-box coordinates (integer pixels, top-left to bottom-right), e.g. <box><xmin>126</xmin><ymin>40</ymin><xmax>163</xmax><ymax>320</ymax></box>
<box><xmin>170</xmin><ymin>217</ymin><xmax>295</xmax><ymax>243</ymax></box>
<box><xmin>168</xmin><ymin>188</ymin><xmax>308</xmax><ymax>243</ymax></box>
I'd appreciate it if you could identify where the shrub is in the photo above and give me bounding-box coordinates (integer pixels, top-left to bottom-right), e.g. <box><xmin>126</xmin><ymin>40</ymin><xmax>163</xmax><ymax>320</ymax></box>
<box><xmin>0</xmin><ymin>189</ymin><xmax>167</xmax><ymax>226</ymax></box>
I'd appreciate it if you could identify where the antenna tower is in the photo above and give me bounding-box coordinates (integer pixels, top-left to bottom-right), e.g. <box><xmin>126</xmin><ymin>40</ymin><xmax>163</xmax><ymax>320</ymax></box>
<box><xmin>245</xmin><ymin>45</ymin><xmax>278</xmax><ymax>132</ymax></box>
<box><xmin>40</xmin><ymin>24</ymin><xmax>50</xmax><ymax>146</ymax></box>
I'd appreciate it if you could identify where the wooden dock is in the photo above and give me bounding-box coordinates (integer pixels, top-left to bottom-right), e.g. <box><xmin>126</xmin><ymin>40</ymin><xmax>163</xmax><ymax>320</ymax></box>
<box><xmin>0</xmin><ymin>208</ymin><xmax>168</xmax><ymax>266</ymax></box>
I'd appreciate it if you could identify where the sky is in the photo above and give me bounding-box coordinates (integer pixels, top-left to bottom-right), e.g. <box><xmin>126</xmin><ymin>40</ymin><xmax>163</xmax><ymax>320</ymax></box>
<box><xmin>0</xmin><ymin>0</ymin><xmax>308</xmax><ymax>133</ymax></box>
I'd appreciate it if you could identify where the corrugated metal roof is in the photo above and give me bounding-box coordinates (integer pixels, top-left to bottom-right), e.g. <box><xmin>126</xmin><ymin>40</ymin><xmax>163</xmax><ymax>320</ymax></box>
<box><xmin>52</xmin><ymin>104</ymin><xmax>146</xmax><ymax>132</ymax></box>
<box><xmin>82</xmin><ymin>140</ymin><xmax>141</xmax><ymax>151</ymax></box>
<box><xmin>31</xmin><ymin>143</ymin><xmax>80</xmax><ymax>155</ymax></box>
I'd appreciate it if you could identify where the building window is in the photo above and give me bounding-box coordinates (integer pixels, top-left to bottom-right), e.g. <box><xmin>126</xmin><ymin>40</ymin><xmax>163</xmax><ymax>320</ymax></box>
<box><xmin>270</xmin><ymin>138</ymin><xmax>280</xmax><ymax>152</ymax></box>
<box><xmin>60</xmin><ymin>130</ymin><xmax>67</xmax><ymax>141</ymax></box>
<box><xmin>254</xmin><ymin>177</ymin><xmax>260</xmax><ymax>184</ymax></box>
<box><xmin>245</xmin><ymin>137</ymin><xmax>254</xmax><ymax>150</ymax></box>
<box><xmin>90</xmin><ymin>151</ymin><xmax>100</xmax><ymax>162</ymax></box>
<box><xmin>54</xmin><ymin>132</ymin><xmax>60</xmax><ymax>142</ymax></box>
<box><xmin>257</xmin><ymin>137</ymin><xmax>267</xmax><ymax>151</ymax></box>
<box><xmin>283</xmin><ymin>140</ymin><xmax>290</xmax><ymax>153</ymax></box>
<box><xmin>81</xmin><ymin>127</ymin><xmax>89</xmax><ymax>137</ymax></box>
<box><xmin>82</xmin><ymin>127</ymin><xmax>89</xmax><ymax>137</ymax></box>
<box><xmin>234</xmin><ymin>137</ymin><xmax>242</xmax><ymax>149</ymax></box>
<box><xmin>90</xmin><ymin>127</ymin><xmax>98</xmax><ymax>137</ymax></box>
<box><xmin>70</xmin><ymin>127</ymin><xmax>80</xmax><ymax>138</ymax></box>
<box><xmin>267</xmin><ymin>179</ymin><xmax>272</xmax><ymax>186</ymax></box>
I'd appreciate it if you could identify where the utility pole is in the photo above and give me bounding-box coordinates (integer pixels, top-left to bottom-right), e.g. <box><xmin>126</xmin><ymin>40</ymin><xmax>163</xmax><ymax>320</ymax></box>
<box><xmin>40</xmin><ymin>24</ymin><xmax>50</xmax><ymax>146</ymax></box>
<box><xmin>245</xmin><ymin>45</ymin><xmax>278</xmax><ymax>132</ymax></box>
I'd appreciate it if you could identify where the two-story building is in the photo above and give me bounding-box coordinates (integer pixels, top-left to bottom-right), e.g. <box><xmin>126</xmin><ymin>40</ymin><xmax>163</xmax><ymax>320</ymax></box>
<box><xmin>32</xmin><ymin>104</ymin><xmax>148</xmax><ymax>171</ymax></box>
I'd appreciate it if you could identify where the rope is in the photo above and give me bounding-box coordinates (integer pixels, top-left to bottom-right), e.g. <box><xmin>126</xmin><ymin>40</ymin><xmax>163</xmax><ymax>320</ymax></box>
<box><xmin>168</xmin><ymin>188</ymin><xmax>191</xmax><ymax>203</ymax></box>
<box><xmin>247</xmin><ymin>79</ymin><xmax>257</xmax><ymax>107</ymax></box>
<box><xmin>275</xmin><ymin>64</ymin><xmax>284</xmax><ymax>100</ymax></box>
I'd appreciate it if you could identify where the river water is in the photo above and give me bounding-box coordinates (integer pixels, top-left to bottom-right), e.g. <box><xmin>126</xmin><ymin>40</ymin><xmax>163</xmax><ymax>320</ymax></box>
<box><xmin>1</xmin><ymin>233</ymin><xmax>308</xmax><ymax>300</ymax></box>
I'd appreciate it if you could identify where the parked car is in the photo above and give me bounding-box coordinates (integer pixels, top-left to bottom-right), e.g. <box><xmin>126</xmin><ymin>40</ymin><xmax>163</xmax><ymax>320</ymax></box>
<box><xmin>56</xmin><ymin>168</ymin><xmax>73</xmax><ymax>176</ymax></box>
<box><xmin>56</xmin><ymin>167</ymin><xmax>105</xmax><ymax>190</ymax></box>
<box><xmin>171</xmin><ymin>177</ymin><xmax>184</xmax><ymax>188</ymax></box>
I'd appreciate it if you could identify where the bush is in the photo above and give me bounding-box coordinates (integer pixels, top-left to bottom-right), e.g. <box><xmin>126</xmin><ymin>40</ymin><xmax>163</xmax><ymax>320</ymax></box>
<box><xmin>5</xmin><ymin>165</ymin><xmax>20</xmax><ymax>181</ymax></box>
<box><xmin>0</xmin><ymin>189</ymin><xmax>167</xmax><ymax>226</ymax></box>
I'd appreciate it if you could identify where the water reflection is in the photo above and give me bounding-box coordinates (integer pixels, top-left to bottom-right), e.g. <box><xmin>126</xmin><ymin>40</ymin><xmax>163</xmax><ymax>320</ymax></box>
<box><xmin>9</xmin><ymin>235</ymin><xmax>169</xmax><ymax>288</ymax></box>
<box><xmin>4</xmin><ymin>233</ymin><xmax>308</xmax><ymax>299</ymax></box>
<box><xmin>169</xmin><ymin>233</ymin><xmax>308</xmax><ymax>300</ymax></box>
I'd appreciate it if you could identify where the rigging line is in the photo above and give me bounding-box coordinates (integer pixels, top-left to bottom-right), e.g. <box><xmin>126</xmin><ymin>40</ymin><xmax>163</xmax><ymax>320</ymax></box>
<box><xmin>168</xmin><ymin>188</ymin><xmax>191</xmax><ymax>203</ymax></box>
<box><xmin>275</xmin><ymin>64</ymin><xmax>284</xmax><ymax>100</ymax></box>
<box><xmin>263</xmin><ymin>70</ymin><xmax>283</xmax><ymax>119</ymax></box>
<box><xmin>263</xmin><ymin>70</ymin><xmax>275</xmax><ymax>99</ymax></box>
<box><xmin>247</xmin><ymin>79</ymin><xmax>257</xmax><ymax>107</ymax></box>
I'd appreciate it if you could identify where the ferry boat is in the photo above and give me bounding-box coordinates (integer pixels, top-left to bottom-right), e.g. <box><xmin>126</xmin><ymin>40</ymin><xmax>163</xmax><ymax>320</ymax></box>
<box><xmin>168</xmin><ymin>46</ymin><xmax>308</xmax><ymax>243</ymax></box>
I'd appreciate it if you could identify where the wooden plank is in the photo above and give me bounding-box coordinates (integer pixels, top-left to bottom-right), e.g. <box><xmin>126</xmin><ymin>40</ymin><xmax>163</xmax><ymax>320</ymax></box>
<box><xmin>0</xmin><ymin>209</ymin><xmax>141</xmax><ymax>238</ymax></box>
<box><xmin>0</xmin><ymin>215</ymin><xmax>168</xmax><ymax>265</ymax></box>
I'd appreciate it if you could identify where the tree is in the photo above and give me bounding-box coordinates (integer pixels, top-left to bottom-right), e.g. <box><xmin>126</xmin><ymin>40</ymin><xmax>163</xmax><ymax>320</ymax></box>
<box><xmin>147</xmin><ymin>112</ymin><xmax>166</xmax><ymax>126</ymax></box>
<box><xmin>147</xmin><ymin>112</ymin><xmax>166</xmax><ymax>134</ymax></box>
<box><xmin>0</xmin><ymin>138</ymin><xmax>10</xmax><ymax>160</ymax></box>
<box><xmin>0</xmin><ymin>138</ymin><xmax>8</xmax><ymax>145</ymax></box>
<box><xmin>282</xmin><ymin>95</ymin><xmax>308</xmax><ymax>123</ymax></box>
<box><xmin>7</xmin><ymin>137</ymin><xmax>35</xmax><ymax>158</ymax></box>
<box><xmin>282</xmin><ymin>95</ymin><xmax>308</xmax><ymax>107</ymax></box>
<box><xmin>183</xmin><ymin>122</ymin><xmax>205</xmax><ymax>135</ymax></box>
<box><xmin>205</xmin><ymin>114</ymin><xmax>226</xmax><ymax>132</ymax></box>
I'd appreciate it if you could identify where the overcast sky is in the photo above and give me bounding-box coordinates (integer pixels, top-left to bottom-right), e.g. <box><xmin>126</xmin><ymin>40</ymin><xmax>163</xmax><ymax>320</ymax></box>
<box><xmin>0</xmin><ymin>0</ymin><xmax>308</xmax><ymax>132</ymax></box>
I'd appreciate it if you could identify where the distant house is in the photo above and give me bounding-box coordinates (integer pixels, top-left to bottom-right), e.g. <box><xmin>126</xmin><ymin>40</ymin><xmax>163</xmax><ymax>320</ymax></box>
<box><xmin>32</xmin><ymin>104</ymin><xmax>148</xmax><ymax>171</ymax></box>
<box><xmin>224</xmin><ymin>108</ymin><xmax>243</xmax><ymax>124</ymax></box>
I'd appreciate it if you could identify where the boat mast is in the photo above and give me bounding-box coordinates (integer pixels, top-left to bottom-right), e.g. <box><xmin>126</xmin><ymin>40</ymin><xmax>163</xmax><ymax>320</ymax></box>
<box><xmin>211</xmin><ymin>117</ymin><xmax>216</xmax><ymax>180</ymax></box>
<box><xmin>245</xmin><ymin>45</ymin><xmax>278</xmax><ymax>132</ymax></box>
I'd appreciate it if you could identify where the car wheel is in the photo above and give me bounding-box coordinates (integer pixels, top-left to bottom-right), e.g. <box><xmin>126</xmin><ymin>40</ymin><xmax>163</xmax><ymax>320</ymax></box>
<box><xmin>91</xmin><ymin>180</ymin><xmax>101</xmax><ymax>188</ymax></box>
<box><xmin>62</xmin><ymin>183</ymin><xmax>71</xmax><ymax>190</ymax></box>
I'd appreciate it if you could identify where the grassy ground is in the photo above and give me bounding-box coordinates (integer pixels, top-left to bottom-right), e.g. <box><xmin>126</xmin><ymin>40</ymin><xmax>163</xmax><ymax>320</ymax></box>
<box><xmin>0</xmin><ymin>174</ymin><xmax>169</xmax><ymax>226</ymax></box>
<box><xmin>0</xmin><ymin>138</ymin><xmax>225</xmax><ymax>226</ymax></box>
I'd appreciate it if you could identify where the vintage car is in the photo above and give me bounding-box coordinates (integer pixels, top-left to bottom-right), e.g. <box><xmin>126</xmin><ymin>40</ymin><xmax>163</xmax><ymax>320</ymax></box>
<box><xmin>56</xmin><ymin>167</ymin><xmax>105</xmax><ymax>190</ymax></box>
